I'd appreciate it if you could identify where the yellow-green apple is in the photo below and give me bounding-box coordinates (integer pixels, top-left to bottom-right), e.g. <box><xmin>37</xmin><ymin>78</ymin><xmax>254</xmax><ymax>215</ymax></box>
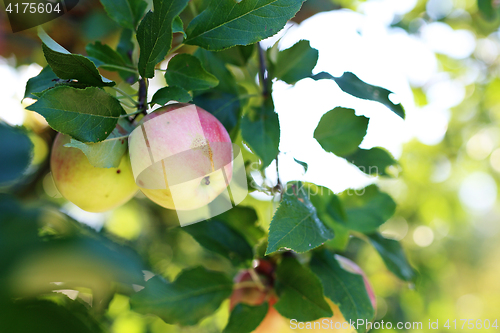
<box><xmin>229</xmin><ymin>257</ymin><xmax>376</xmax><ymax>333</ymax></box>
<box><xmin>50</xmin><ymin>133</ymin><xmax>138</xmax><ymax>212</ymax></box>
<box><xmin>128</xmin><ymin>103</ymin><xmax>233</xmax><ymax>211</ymax></box>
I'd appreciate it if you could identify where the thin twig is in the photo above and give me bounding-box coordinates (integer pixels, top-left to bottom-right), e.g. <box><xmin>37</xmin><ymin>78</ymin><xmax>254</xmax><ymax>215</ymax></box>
<box><xmin>257</xmin><ymin>42</ymin><xmax>270</xmax><ymax>98</ymax></box>
<box><xmin>131</xmin><ymin>78</ymin><xmax>148</xmax><ymax>122</ymax></box>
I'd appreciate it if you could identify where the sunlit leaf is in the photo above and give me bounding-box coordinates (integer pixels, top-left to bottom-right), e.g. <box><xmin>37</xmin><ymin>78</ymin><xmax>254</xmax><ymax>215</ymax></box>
<box><xmin>26</xmin><ymin>86</ymin><xmax>124</xmax><ymax>143</ymax></box>
<box><xmin>185</xmin><ymin>0</ymin><xmax>306</xmax><ymax>51</ymax></box>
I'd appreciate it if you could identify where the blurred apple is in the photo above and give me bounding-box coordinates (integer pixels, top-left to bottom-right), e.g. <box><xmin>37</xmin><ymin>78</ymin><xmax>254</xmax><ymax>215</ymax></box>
<box><xmin>129</xmin><ymin>103</ymin><xmax>233</xmax><ymax>210</ymax></box>
<box><xmin>229</xmin><ymin>257</ymin><xmax>376</xmax><ymax>333</ymax></box>
<box><xmin>51</xmin><ymin>133</ymin><xmax>138</xmax><ymax>212</ymax></box>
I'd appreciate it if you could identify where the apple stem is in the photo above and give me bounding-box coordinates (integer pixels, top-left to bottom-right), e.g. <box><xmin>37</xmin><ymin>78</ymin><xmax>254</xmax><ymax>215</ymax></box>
<box><xmin>248</xmin><ymin>267</ymin><xmax>267</xmax><ymax>291</ymax></box>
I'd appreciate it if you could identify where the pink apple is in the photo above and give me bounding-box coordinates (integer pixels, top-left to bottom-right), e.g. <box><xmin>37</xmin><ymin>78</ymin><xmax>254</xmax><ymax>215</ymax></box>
<box><xmin>128</xmin><ymin>103</ymin><xmax>233</xmax><ymax>211</ymax></box>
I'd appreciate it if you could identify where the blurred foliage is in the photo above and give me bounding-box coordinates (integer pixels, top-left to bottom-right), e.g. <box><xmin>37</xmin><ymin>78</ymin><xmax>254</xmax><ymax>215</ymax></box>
<box><xmin>2</xmin><ymin>0</ymin><xmax>500</xmax><ymax>332</ymax></box>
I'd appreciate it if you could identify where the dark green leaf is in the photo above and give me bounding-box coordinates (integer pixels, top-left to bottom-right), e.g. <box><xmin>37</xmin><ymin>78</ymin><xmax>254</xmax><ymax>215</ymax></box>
<box><xmin>311</xmin><ymin>71</ymin><xmax>405</xmax><ymax>119</ymax></box>
<box><xmin>0</xmin><ymin>124</ymin><xmax>33</xmax><ymax>185</ymax></box>
<box><xmin>314</xmin><ymin>107</ymin><xmax>368</xmax><ymax>157</ymax></box>
<box><xmin>39</xmin><ymin>30</ymin><xmax>114</xmax><ymax>87</ymax></box>
<box><xmin>130</xmin><ymin>267</ymin><xmax>233</xmax><ymax>325</ymax></box>
<box><xmin>173</xmin><ymin>16</ymin><xmax>186</xmax><ymax>37</ymax></box>
<box><xmin>241</xmin><ymin>99</ymin><xmax>280</xmax><ymax>168</ymax></box>
<box><xmin>185</xmin><ymin>0</ymin><xmax>306</xmax><ymax>51</ymax></box>
<box><xmin>183</xmin><ymin>220</ymin><xmax>254</xmax><ymax>265</ymax></box>
<box><xmin>24</xmin><ymin>66</ymin><xmax>58</xmax><ymax>99</ymax></box>
<box><xmin>86</xmin><ymin>41</ymin><xmax>138</xmax><ymax>83</ymax></box>
<box><xmin>86</xmin><ymin>41</ymin><xmax>129</xmax><ymax>69</ymax></box>
<box><xmin>151</xmin><ymin>86</ymin><xmax>192</xmax><ymax>105</ymax></box>
<box><xmin>294</xmin><ymin>158</ymin><xmax>308</xmax><ymax>173</ymax></box>
<box><xmin>266</xmin><ymin>182</ymin><xmax>334</xmax><ymax>255</ymax></box>
<box><xmin>216</xmin><ymin>45</ymin><xmax>255</xmax><ymax>67</ymax></box>
<box><xmin>478</xmin><ymin>0</ymin><xmax>499</xmax><ymax>20</ymax></box>
<box><xmin>345</xmin><ymin>147</ymin><xmax>397</xmax><ymax>177</ymax></box>
<box><xmin>0</xmin><ymin>299</ymin><xmax>104</xmax><ymax>333</ymax></box>
<box><xmin>213</xmin><ymin>206</ymin><xmax>265</xmax><ymax>247</ymax></box>
<box><xmin>99</xmin><ymin>0</ymin><xmax>147</xmax><ymax>30</ymax></box>
<box><xmin>117</xmin><ymin>28</ymin><xmax>135</xmax><ymax>62</ymax></box>
<box><xmin>63</xmin><ymin>119</ymin><xmax>134</xmax><ymax>168</ymax></box>
<box><xmin>137</xmin><ymin>0</ymin><xmax>189</xmax><ymax>78</ymax></box>
<box><xmin>367</xmin><ymin>232</ymin><xmax>416</xmax><ymax>281</ymax></box>
<box><xmin>339</xmin><ymin>185</ymin><xmax>396</xmax><ymax>233</ymax></box>
<box><xmin>310</xmin><ymin>249</ymin><xmax>374</xmax><ymax>332</ymax></box>
<box><xmin>223</xmin><ymin>303</ymin><xmax>268</xmax><ymax>333</ymax></box>
<box><xmin>274</xmin><ymin>40</ymin><xmax>318</xmax><ymax>84</ymax></box>
<box><xmin>194</xmin><ymin>48</ymin><xmax>239</xmax><ymax>94</ymax></box>
<box><xmin>193</xmin><ymin>91</ymin><xmax>241</xmax><ymax>134</ymax></box>
<box><xmin>274</xmin><ymin>256</ymin><xmax>333</xmax><ymax>321</ymax></box>
<box><xmin>26</xmin><ymin>86</ymin><xmax>124</xmax><ymax>143</ymax></box>
<box><xmin>165</xmin><ymin>53</ymin><xmax>219</xmax><ymax>91</ymax></box>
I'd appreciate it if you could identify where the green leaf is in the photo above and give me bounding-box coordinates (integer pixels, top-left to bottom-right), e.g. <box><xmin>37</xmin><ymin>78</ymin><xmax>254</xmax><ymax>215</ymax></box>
<box><xmin>274</xmin><ymin>256</ymin><xmax>333</xmax><ymax>321</ymax></box>
<box><xmin>63</xmin><ymin>119</ymin><xmax>133</xmax><ymax>168</ymax></box>
<box><xmin>183</xmin><ymin>220</ymin><xmax>254</xmax><ymax>265</ymax></box>
<box><xmin>165</xmin><ymin>54</ymin><xmax>219</xmax><ymax>91</ymax></box>
<box><xmin>86</xmin><ymin>41</ymin><xmax>138</xmax><ymax>83</ymax></box>
<box><xmin>137</xmin><ymin>0</ymin><xmax>189</xmax><ymax>78</ymax></box>
<box><xmin>310</xmin><ymin>250</ymin><xmax>374</xmax><ymax>332</ymax></box>
<box><xmin>241</xmin><ymin>99</ymin><xmax>280</xmax><ymax>168</ymax></box>
<box><xmin>185</xmin><ymin>0</ymin><xmax>306</xmax><ymax>51</ymax></box>
<box><xmin>192</xmin><ymin>48</ymin><xmax>243</xmax><ymax>134</ymax></box>
<box><xmin>293</xmin><ymin>158</ymin><xmax>308</xmax><ymax>173</ymax></box>
<box><xmin>478</xmin><ymin>0</ymin><xmax>499</xmax><ymax>20</ymax></box>
<box><xmin>117</xmin><ymin>28</ymin><xmax>135</xmax><ymax>62</ymax></box>
<box><xmin>216</xmin><ymin>45</ymin><xmax>255</xmax><ymax>67</ymax></box>
<box><xmin>339</xmin><ymin>185</ymin><xmax>396</xmax><ymax>233</ymax></box>
<box><xmin>266</xmin><ymin>182</ymin><xmax>334</xmax><ymax>255</ymax></box>
<box><xmin>311</xmin><ymin>71</ymin><xmax>405</xmax><ymax>119</ymax></box>
<box><xmin>216</xmin><ymin>206</ymin><xmax>265</xmax><ymax>247</ymax></box>
<box><xmin>38</xmin><ymin>29</ymin><xmax>114</xmax><ymax>87</ymax></box>
<box><xmin>0</xmin><ymin>124</ymin><xmax>33</xmax><ymax>185</ymax></box>
<box><xmin>26</xmin><ymin>86</ymin><xmax>124</xmax><ymax>143</ymax></box>
<box><xmin>345</xmin><ymin>147</ymin><xmax>397</xmax><ymax>177</ymax></box>
<box><xmin>99</xmin><ymin>0</ymin><xmax>147</xmax><ymax>30</ymax></box>
<box><xmin>193</xmin><ymin>91</ymin><xmax>242</xmax><ymax>134</ymax></box>
<box><xmin>367</xmin><ymin>232</ymin><xmax>416</xmax><ymax>282</ymax></box>
<box><xmin>130</xmin><ymin>267</ymin><xmax>233</xmax><ymax>325</ymax></box>
<box><xmin>151</xmin><ymin>86</ymin><xmax>192</xmax><ymax>105</ymax></box>
<box><xmin>307</xmin><ymin>183</ymin><xmax>349</xmax><ymax>250</ymax></box>
<box><xmin>1</xmin><ymin>299</ymin><xmax>104</xmax><ymax>333</ymax></box>
<box><xmin>194</xmin><ymin>48</ymin><xmax>239</xmax><ymax>94</ymax></box>
<box><xmin>274</xmin><ymin>40</ymin><xmax>318</xmax><ymax>84</ymax></box>
<box><xmin>7</xmin><ymin>237</ymin><xmax>145</xmax><ymax>295</ymax></box>
<box><xmin>223</xmin><ymin>303</ymin><xmax>268</xmax><ymax>333</ymax></box>
<box><xmin>173</xmin><ymin>16</ymin><xmax>186</xmax><ymax>37</ymax></box>
<box><xmin>314</xmin><ymin>107</ymin><xmax>368</xmax><ymax>157</ymax></box>
<box><xmin>86</xmin><ymin>41</ymin><xmax>130</xmax><ymax>69</ymax></box>
<box><xmin>24</xmin><ymin>66</ymin><xmax>58</xmax><ymax>99</ymax></box>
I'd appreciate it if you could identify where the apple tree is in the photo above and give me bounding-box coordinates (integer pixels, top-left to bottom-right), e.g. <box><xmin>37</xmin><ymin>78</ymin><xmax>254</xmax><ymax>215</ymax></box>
<box><xmin>0</xmin><ymin>0</ymin><xmax>417</xmax><ymax>332</ymax></box>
